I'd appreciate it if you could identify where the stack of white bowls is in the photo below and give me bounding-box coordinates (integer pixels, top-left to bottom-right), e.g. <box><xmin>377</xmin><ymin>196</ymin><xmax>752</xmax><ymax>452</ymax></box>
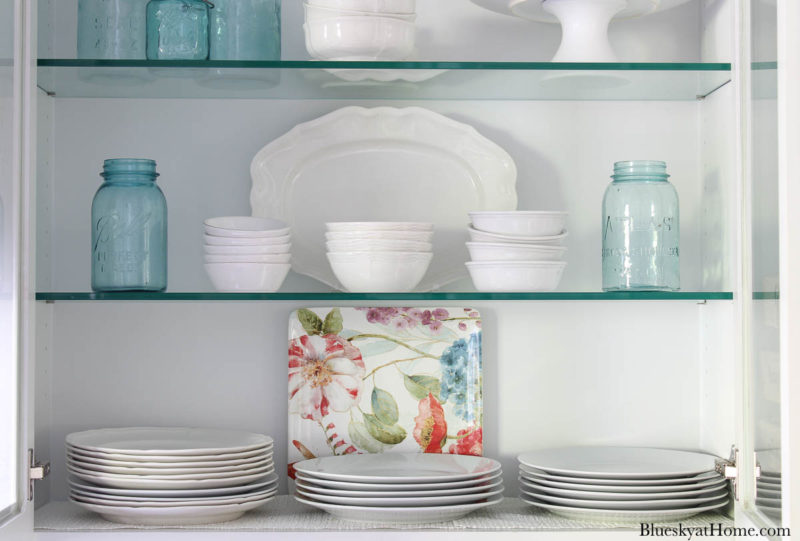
<box><xmin>303</xmin><ymin>0</ymin><xmax>417</xmax><ymax>61</ymax></box>
<box><xmin>326</xmin><ymin>222</ymin><xmax>433</xmax><ymax>292</ymax></box>
<box><xmin>203</xmin><ymin>217</ymin><xmax>291</xmax><ymax>292</ymax></box>
<box><xmin>466</xmin><ymin>211</ymin><xmax>569</xmax><ymax>292</ymax></box>
<box><xmin>66</xmin><ymin>428</ymin><xmax>277</xmax><ymax>526</ymax></box>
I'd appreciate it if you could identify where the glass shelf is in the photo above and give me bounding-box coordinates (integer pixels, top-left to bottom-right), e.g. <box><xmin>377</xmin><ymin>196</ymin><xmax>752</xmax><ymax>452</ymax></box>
<box><xmin>37</xmin><ymin>60</ymin><xmax>731</xmax><ymax>101</ymax></box>
<box><xmin>36</xmin><ymin>291</ymin><xmax>734</xmax><ymax>302</ymax></box>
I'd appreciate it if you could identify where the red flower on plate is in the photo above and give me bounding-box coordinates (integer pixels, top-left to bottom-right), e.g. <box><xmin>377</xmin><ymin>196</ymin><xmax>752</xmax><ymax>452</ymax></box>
<box><xmin>448</xmin><ymin>427</ymin><xmax>483</xmax><ymax>456</ymax></box>
<box><xmin>413</xmin><ymin>393</ymin><xmax>447</xmax><ymax>453</ymax></box>
<box><xmin>288</xmin><ymin>334</ymin><xmax>365</xmax><ymax>422</ymax></box>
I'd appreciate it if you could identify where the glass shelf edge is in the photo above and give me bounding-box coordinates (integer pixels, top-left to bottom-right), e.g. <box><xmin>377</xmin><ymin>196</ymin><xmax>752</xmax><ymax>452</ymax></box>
<box><xmin>35</xmin><ymin>292</ymin><xmax>734</xmax><ymax>302</ymax></box>
<box><xmin>37</xmin><ymin>59</ymin><xmax>732</xmax><ymax>71</ymax></box>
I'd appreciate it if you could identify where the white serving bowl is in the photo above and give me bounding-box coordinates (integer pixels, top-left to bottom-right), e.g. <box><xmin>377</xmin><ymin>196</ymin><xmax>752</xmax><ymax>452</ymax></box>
<box><xmin>466</xmin><ymin>261</ymin><xmax>567</xmax><ymax>292</ymax></box>
<box><xmin>204</xmin><ymin>263</ymin><xmax>291</xmax><ymax>292</ymax></box>
<box><xmin>304</xmin><ymin>17</ymin><xmax>415</xmax><ymax>61</ymax></box>
<box><xmin>204</xmin><ymin>217</ymin><xmax>291</xmax><ymax>238</ymax></box>
<box><xmin>326</xmin><ymin>239</ymin><xmax>432</xmax><ymax>252</ymax></box>
<box><xmin>306</xmin><ymin>0</ymin><xmax>415</xmax><ymax>14</ymax></box>
<box><xmin>469</xmin><ymin>211</ymin><xmax>568</xmax><ymax>237</ymax></box>
<box><xmin>204</xmin><ymin>243</ymin><xmax>291</xmax><ymax>255</ymax></box>
<box><xmin>326</xmin><ymin>221</ymin><xmax>433</xmax><ymax>232</ymax></box>
<box><xmin>204</xmin><ymin>253</ymin><xmax>291</xmax><ymax>264</ymax></box>
<box><xmin>203</xmin><ymin>234</ymin><xmax>291</xmax><ymax>246</ymax></box>
<box><xmin>468</xmin><ymin>226</ymin><xmax>569</xmax><ymax>246</ymax></box>
<box><xmin>304</xmin><ymin>3</ymin><xmax>417</xmax><ymax>21</ymax></box>
<box><xmin>466</xmin><ymin>242</ymin><xmax>567</xmax><ymax>262</ymax></box>
<box><xmin>327</xmin><ymin>251</ymin><xmax>433</xmax><ymax>292</ymax></box>
<box><xmin>325</xmin><ymin>230</ymin><xmax>434</xmax><ymax>242</ymax></box>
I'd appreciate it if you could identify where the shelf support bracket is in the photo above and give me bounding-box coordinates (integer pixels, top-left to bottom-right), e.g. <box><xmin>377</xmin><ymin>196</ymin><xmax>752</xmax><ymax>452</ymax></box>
<box><xmin>28</xmin><ymin>449</ymin><xmax>50</xmax><ymax>502</ymax></box>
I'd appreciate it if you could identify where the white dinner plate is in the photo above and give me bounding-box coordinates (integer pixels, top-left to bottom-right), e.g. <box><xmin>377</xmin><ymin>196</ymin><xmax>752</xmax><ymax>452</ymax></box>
<box><xmin>520</xmin><ymin>470</ymin><xmax>727</xmax><ymax>492</ymax></box>
<box><xmin>295</xmin><ymin>493</ymin><xmax>503</xmax><ymax>524</ymax></box>
<box><xmin>296</xmin><ymin>484</ymin><xmax>504</xmax><ymax>507</ymax></box>
<box><xmin>250</xmin><ymin>106</ymin><xmax>517</xmax><ymax>291</ymax></box>
<box><xmin>520</xmin><ymin>465</ymin><xmax>722</xmax><ymax>486</ymax></box>
<box><xmin>518</xmin><ymin>447</ymin><xmax>718</xmax><ymax>479</ymax></box>
<box><xmin>68</xmin><ymin>474</ymin><xmax>277</xmax><ymax>498</ymax></box>
<box><xmin>469</xmin><ymin>0</ymin><xmax>693</xmax><ymax>22</ymax></box>
<box><xmin>67</xmin><ymin>461</ymin><xmax>272</xmax><ymax>480</ymax></box>
<box><xmin>67</xmin><ymin>450</ymin><xmax>271</xmax><ymax>469</ymax></box>
<box><xmin>756</xmin><ymin>497</ymin><xmax>782</xmax><ymax>508</ymax></box>
<box><xmin>67</xmin><ymin>456</ymin><xmax>272</xmax><ymax>476</ymax></box>
<box><xmin>757</xmin><ymin>487</ymin><xmax>781</xmax><ymax>498</ymax></box>
<box><xmin>297</xmin><ymin>476</ymin><xmax>504</xmax><ymax>497</ymax></box>
<box><xmin>70</xmin><ymin>481</ymin><xmax>278</xmax><ymax>503</ymax></box>
<box><xmin>520</xmin><ymin>486</ymin><xmax>728</xmax><ymax>510</ymax></box>
<box><xmin>69</xmin><ymin>495</ymin><xmax>275</xmax><ymax>526</ymax></box>
<box><xmin>67</xmin><ymin>444</ymin><xmax>272</xmax><ymax>464</ymax></box>
<box><xmin>69</xmin><ymin>486</ymin><xmax>277</xmax><ymax>508</ymax></box>
<box><xmin>68</xmin><ymin>467</ymin><xmax>273</xmax><ymax>490</ymax></box>
<box><xmin>295</xmin><ymin>470</ymin><xmax>503</xmax><ymax>491</ymax></box>
<box><xmin>519</xmin><ymin>476</ymin><xmax>728</xmax><ymax>500</ymax></box>
<box><xmin>67</xmin><ymin>428</ymin><xmax>273</xmax><ymax>456</ymax></box>
<box><xmin>294</xmin><ymin>454</ymin><xmax>502</xmax><ymax>483</ymax></box>
<box><xmin>520</xmin><ymin>493</ymin><xmax>728</xmax><ymax>524</ymax></box>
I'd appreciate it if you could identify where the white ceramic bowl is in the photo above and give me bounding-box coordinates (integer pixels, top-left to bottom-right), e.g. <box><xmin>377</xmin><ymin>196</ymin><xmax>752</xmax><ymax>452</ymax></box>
<box><xmin>204</xmin><ymin>217</ymin><xmax>291</xmax><ymax>238</ymax></box>
<box><xmin>326</xmin><ymin>221</ymin><xmax>433</xmax><ymax>232</ymax></box>
<box><xmin>325</xmin><ymin>230</ymin><xmax>434</xmax><ymax>242</ymax></box>
<box><xmin>466</xmin><ymin>242</ymin><xmax>567</xmax><ymax>262</ymax></box>
<box><xmin>306</xmin><ymin>0</ymin><xmax>415</xmax><ymax>14</ymax></box>
<box><xmin>468</xmin><ymin>226</ymin><xmax>569</xmax><ymax>246</ymax></box>
<box><xmin>204</xmin><ymin>263</ymin><xmax>291</xmax><ymax>292</ymax></box>
<box><xmin>204</xmin><ymin>243</ymin><xmax>291</xmax><ymax>255</ymax></box>
<box><xmin>469</xmin><ymin>211</ymin><xmax>568</xmax><ymax>237</ymax></box>
<box><xmin>466</xmin><ymin>261</ymin><xmax>567</xmax><ymax>292</ymax></box>
<box><xmin>304</xmin><ymin>3</ymin><xmax>417</xmax><ymax>21</ymax></box>
<box><xmin>327</xmin><ymin>251</ymin><xmax>433</xmax><ymax>292</ymax></box>
<box><xmin>203</xmin><ymin>234</ymin><xmax>291</xmax><ymax>246</ymax></box>
<box><xmin>304</xmin><ymin>17</ymin><xmax>415</xmax><ymax>61</ymax></box>
<box><xmin>326</xmin><ymin>239</ymin><xmax>432</xmax><ymax>252</ymax></box>
<box><xmin>204</xmin><ymin>253</ymin><xmax>291</xmax><ymax>264</ymax></box>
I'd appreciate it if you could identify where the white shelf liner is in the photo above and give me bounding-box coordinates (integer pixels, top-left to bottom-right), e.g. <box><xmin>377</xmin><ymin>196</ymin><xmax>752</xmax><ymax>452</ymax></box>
<box><xmin>35</xmin><ymin>497</ymin><xmax>734</xmax><ymax>532</ymax></box>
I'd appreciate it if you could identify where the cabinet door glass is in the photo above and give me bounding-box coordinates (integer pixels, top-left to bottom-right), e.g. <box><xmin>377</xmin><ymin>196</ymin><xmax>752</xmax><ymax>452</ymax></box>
<box><xmin>0</xmin><ymin>0</ymin><xmax>18</xmax><ymax>522</ymax></box>
<box><xmin>750</xmin><ymin>0</ymin><xmax>781</xmax><ymax>526</ymax></box>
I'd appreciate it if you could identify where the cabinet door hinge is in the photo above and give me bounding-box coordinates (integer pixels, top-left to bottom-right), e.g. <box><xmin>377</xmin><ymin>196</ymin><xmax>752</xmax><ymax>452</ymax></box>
<box><xmin>28</xmin><ymin>449</ymin><xmax>50</xmax><ymax>502</ymax></box>
<box><xmin>714</xmin><ymin>446</ymin><xmax>762</xmax><ymax>502</ymax></box>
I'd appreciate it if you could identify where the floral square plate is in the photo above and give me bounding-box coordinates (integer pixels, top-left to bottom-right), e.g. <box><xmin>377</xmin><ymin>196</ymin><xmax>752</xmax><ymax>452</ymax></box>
<box><xmin>288</xmin><ymin>307</ymin><xmax>483</xmax><ymax>478</ymax></box>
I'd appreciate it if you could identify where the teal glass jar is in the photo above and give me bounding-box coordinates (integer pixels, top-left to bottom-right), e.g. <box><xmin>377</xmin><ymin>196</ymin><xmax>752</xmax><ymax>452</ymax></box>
<box><xmin>209</xmin><ymin>0</ymin><xmax>281</xmax><ymax>60</ymax></box>
<box><xmin>602</xmin><ymin>160</ymin><xmax>680</xmax><ymax>291</ymax></box>
<box><xmin>146</xmin><ymin>0</ymin><xmax>210</xmax><ymax>60</ymax></box>
<box><xmin>91</xmin><ymin>159</ymin><xmax>167</xmax><ymax>292</ymax></box>
<box><xmin>77</xmin><ymin>0</ymin><xmax>148</xmax><ymax>59</ymax></box>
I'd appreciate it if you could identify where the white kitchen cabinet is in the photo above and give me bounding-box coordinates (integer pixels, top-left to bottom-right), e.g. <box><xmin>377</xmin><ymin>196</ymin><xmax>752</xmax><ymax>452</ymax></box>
<box><xmin>0</xmin><ymin>0</ymin><xmax>797</xmax><ymax>538</ymax></box>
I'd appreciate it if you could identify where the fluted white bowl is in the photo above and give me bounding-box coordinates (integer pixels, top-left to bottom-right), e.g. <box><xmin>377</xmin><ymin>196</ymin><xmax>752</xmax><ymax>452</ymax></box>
<box><xmin>468</xmin><ymin>226</ymin><xmax>568</xmax><ymax>246</ymax></box>
<box><xmin>325</xmin><ymin>230</ymin><xmax>433</xmax><ymax>242</ymax></box>
<box><xmin>304</xmin><ymin>3</ymin><xmax>416</xmax><ymax>21</ymax></box>
<box><xmin>203</xmin><ymin>234</ymin><xmax>291</xmax><ymax>246</ymax></box>
<box><xmin>466</xmin><ymin>242</ymin><xmax>567</xmax><ymax>262</ymax></box>
<box><xmin>327</xmin><ymin>251</ymin><xmax>432</xmax><ymax>292</ymax></box>
<box><xmin>469</xmin><ymin>211</ymin><xmax>568</xmax><ymax>237</ymax></box>
<box><xmin>327</xmin><ymin>221</ymin><xmax>433</xmax><ymax>232</ymax></box>
<box><xmin>205</xmin><ymin>263</ymin><xmax>291</xmax><ymax>292</ymax></box>
<box><xmin>204</xmin><ymin>217</ymin><xmax>290</xmax><ymax>238</ymax></box>
<box><xmin>466</xmin><ymin>261</ymin><xmax>567</xmax><ymax>292</ymax></box>
<box><xmin>304</xmin><ymin>17</ymin><xmax>415</xmax><ymax>61</ymax></box>
<box><xmin>306</xmin><ymin>0</ymin><xmax>415</xmax><ymax>13</ymax></box>
<box><xmin>204</xmin><ymin>243</ymin><xmax>291</xmax><ymax>255</ymax></box>
<box><xmin>204</xmin><ymin>253</ymin><xmax>291</xmax><ymax>264</ymax></box>
<box><xmin>326</xmin><ymin>239</ymin><xmax>432</xmax><ymax>252</ymax></box>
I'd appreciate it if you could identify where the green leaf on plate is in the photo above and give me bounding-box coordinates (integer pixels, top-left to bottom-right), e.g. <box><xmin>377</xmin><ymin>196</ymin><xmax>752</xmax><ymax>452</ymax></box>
<box><xmin>297</xmin><ymin>309</ymin><xmax>323</xmax><ymax>336</ymax></box>
<box><xmin>403</xmin><ymin>374</ymin><xmax>441</xmax><ymax>401</ymax></box>
<box><xmin>371</xmin><ymin>387</ymin><xmax>399</xmax><ymax>425</ymax></box>
<box><xmin>322</xmin><ymin>308</ymin><xmax>343</xmax><ymax>335</ymax></box>
<box><xmin>348</xmin><ymin>421</ymin><xmax>384</xmax><ymax>453</ymax></box>
<box><xmin>363</xmin><ymin>414</ymin><xmax>407</xmax><ymax>445</ymax></box>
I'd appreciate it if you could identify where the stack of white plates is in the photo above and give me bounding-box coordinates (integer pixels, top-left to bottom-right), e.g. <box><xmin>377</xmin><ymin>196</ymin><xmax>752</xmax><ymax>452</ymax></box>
<box><xmin>67</xmin><ymin>428</ymin><xmax>277</xmax><ymax>526</ymax></box>
<box><xmin>466</xmin><ymin>211</ymin><xmax>568</xmax><ymax>292</ymax></box>
<box><xmin>294</xmin><ymin>454</ymin><xmax>504</xmax><ymax>524</ymax></box>
<box><xmin>326</xmin><ymin>222</ymin><xmax>434</xmax><ymax>292</ymax></box>
<box><xmin>203</xmin><ymin>216</ymin><xmax>291</xmax><ymax>292</ymax></box>
<box><xmin>518</xmin><ymin>446</ymin><xmax>730</xmax><ymax>523</ymax></box>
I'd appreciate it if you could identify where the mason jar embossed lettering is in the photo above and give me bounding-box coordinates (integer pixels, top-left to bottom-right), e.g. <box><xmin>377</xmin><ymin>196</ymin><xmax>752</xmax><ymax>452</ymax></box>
<box><xmin>77</xmin><ymin>0</ymin><xmax>148</xmax><ymax>59</ymax></box>
<box><xmin>91</xmin><ymin>159</ymin><xmax>167</xmax><ymax>292</ymax></box>
<box><xmin>602</xmin><ymin>160</ymin><xmax>680</xmax><ymax>291</ymax></box>
<box><xmin>146</xmin><ymin>0</ymin><xmax>210</xmax><ymax>60</ymax></box>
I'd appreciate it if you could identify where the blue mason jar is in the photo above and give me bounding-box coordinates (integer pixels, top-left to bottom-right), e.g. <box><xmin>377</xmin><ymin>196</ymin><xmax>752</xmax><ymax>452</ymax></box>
<box><xmin>146</xmin><ymin>0</ymin><xmax>210</xmax><ymax>60</ymax></box>
<box><xmin>602</xmin><ymin>160</ymin><xmax>680</xmax><ymax>291</ymax></box>
<box><xmin>209</xmin><ymin>0</ymin><xmax>281</xmax><ymax>60</ymax></box>
<box><xmin>77</xmin><ymin>0</ymin><xmax>148</xmax><ymax>59</ymax></box>
<box><xmin>91</xmin><ymin>159</ymin><xmax>167</xmax><ymax>292</ymax></box>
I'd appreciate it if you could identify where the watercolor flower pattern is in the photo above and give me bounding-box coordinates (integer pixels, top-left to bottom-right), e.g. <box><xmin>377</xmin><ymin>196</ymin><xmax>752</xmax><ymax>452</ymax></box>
<box><xmin>413</xmin><ymin>393</ymin><xmax>448</xmax><ymax>453</ymax></box>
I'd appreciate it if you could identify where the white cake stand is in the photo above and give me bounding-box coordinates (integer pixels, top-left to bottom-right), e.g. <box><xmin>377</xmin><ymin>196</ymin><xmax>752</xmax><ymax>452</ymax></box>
<box><xmin>470</xmin><ymin>0</ymin><xmax>694</xmax><ymax>62</ymax></box>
